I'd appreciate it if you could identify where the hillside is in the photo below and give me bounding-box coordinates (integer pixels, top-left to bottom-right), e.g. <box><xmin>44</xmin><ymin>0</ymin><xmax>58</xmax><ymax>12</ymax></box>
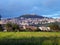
<box><xmin>18</xmin><ymin>14</ymin><xmax>45</xmax><ymax>18</ymax></box>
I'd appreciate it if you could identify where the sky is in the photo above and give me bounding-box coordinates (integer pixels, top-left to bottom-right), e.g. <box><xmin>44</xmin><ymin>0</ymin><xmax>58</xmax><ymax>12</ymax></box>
<box><xmin>0</xmin><ymin>0</ymin><xmax>60</xmax><ymax>18</ymax></box>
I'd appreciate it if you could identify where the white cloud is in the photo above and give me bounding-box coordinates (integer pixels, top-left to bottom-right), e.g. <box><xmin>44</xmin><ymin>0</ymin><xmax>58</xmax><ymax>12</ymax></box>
<box><xmin>41</xmin><ymin>0</ymin><xmax>60</xmax><ymax>7</ymax></box>
<box><xmin>42</xmin><ymin>11</ymin><xmax>60</xmax><ymax>18</ymax></box>
<box><xmin>29</xmin><ymin>6</ymin><xmax>40</xmax><ymax>12</ymax></box>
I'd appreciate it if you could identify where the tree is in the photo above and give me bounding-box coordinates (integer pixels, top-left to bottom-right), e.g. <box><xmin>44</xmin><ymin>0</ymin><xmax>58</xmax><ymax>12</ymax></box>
<box><xmin>12</xmin><ymin>23</ymin><xmax>20</xmax><ymax>32</ymax></box>
<box><xmin>5</xmin><ymin>22</ymin><xmax>13</xmax><ymax>32</ymax></box>
<box><xmin>0</xmin><ymin>15</ymin><xmax>3</xmax><ymax>31</ymax></box>
<box><xmin>0</xmin><ymin>24</ymin><xmax>3</xmax><ymax>31</ymax></box>
<box><xmin>49</xmin><ymin>23</ymin><xmax>60</xmax><ymax>31</ymax></box>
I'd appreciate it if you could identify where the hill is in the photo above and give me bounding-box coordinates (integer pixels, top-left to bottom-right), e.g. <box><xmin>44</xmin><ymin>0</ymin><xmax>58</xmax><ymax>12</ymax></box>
<box><xmin>18</xmin><ymin>14</ymin><xmax>45</xmax><ymax>18</ymax></box>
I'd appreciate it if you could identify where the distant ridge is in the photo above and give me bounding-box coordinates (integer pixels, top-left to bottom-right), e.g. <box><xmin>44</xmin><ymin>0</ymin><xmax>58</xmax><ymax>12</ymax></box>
<box><xmin>18</xmin><ymin>14</ymin><xmax>45</xmax><ymax>18</ymax></box>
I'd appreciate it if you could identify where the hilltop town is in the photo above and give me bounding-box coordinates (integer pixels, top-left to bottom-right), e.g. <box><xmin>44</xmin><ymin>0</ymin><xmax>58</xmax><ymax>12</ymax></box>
<box><xmin>1</xmin><ymin>14</ymin><xmax>60</xmax><ymax>25</ymax></box>
<box><xmin>0</xmin><ymin>14</ymin><xmax>60</xmax><ymax>31</ymax></box>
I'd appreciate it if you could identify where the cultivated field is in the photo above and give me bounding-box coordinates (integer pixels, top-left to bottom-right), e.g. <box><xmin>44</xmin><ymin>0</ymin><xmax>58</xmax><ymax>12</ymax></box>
<box><xmin>0</xmin><ymin>32</ymin><xmax>60</xmax><ymax>45</ymax></box>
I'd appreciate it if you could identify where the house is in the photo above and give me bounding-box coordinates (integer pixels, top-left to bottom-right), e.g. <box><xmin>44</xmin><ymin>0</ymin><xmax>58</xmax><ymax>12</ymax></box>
<box><xmin>39</xmin><ymin>26</ymin><xmax>50</xmax><ymax>31</ymax></box>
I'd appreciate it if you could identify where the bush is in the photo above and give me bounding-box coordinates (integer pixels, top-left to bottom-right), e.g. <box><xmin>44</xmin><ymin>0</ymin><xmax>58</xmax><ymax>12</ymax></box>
<box><xmin>5</xmin><ymin>22</ymin><xmax>13</xmax><ymax>31</ymax></box>
<box><xmin>49</xmin><ymin>23</ymin><xmax>60</xmax><ymax>31</ymax></box>
<box><xmin>5</xmin><ymin>22</ymin><xmax>20</xmax><ymax>32</ymax></box>
<box><xmin>12</xmin><ymin>23</ymin><xmax>20</xmax><ymax>32</ymax></box>
<box><xmin>0</xmin><ymin>24</ymin><xmax>3</xmax><ymax>31</ymax></box>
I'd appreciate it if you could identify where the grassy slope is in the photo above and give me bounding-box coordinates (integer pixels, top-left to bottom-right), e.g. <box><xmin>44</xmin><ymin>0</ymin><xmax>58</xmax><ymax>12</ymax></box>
<box><xmin>0</xmin><ymin>32</ymin><xmax>60</xmax><ymax>45</ymax></box>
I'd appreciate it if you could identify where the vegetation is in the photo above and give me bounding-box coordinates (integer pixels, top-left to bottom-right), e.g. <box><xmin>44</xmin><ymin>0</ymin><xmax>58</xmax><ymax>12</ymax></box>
<box><xmin>0</xmin><ymin>24</ymin><xmax>3</xmax><ymax>31</ymax></box>
<box><xmin>19</xmin><ymin>14</ymin><xmax>44</xmax><ymax>18</ymax></box>
<box><xmin>12</xmin><ymin>23</ymin><xmax>20</xmax><ymax>32</ymax></box>
<box><xmin>5</xmin><ymin>22</ymin><xmax>13</xmax><ymax>31</ymax></box>
<box><xmin>0</xmin><ymin>15</ymin><xmax>3</xmax><ymax>31</ymax></box>
<box><xmin>0</xmin><ymin>22</ymin><xmax>60</xmax><ymax>32</ymax></box>
<box><xmin>0</xmin><ymin>32</ymin><xmax>60</xmax><ymax>45</ymax></box>
<box><xmin>5</xmin><ymin>22</ymin><xmax>20</xmax><ymax>32</ymax></box>
<box><xmin>4</xmin><ymin>22</ymin><xmax>41</xmax><ymax>32</ymax></box>
<box><xmin>49</xmin><ymin>23</ymin><xmax>60</xmax><ymax>31</ymax></box>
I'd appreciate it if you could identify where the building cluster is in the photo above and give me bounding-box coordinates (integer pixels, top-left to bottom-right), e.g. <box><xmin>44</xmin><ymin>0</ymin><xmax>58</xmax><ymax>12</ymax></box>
<box><xmin>0</xmin><ymin>17</ymin><xmax>60</xmax><ymax>31</ymax></box>
<box><xmin>1</xmin><ymin>18</ymin><xmax>59</xmax><ymax>25</ymax></box>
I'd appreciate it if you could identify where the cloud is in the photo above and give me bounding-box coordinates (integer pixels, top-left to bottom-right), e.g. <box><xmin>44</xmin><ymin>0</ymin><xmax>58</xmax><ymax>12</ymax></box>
<box><xmin>42</xmin><ymin>11</ymin><xmax>60</xmax><ymax>18</ymax></box>
<box><xmin>30</xmin><ymin>6</ymin><xmax>40</xmax><ymax>11</ymax></box>
<box><xmin>41</xmin><ymin>0</ymin><xmax>57</xmax><ymax>6</ymax></box>
<box><xmin>0</xmin><ymin>0</ymin><xmax>60</xmax><ymax>18</ymax></box>
<box><xmin>41</xmin><ymin>0</ymin><xmax>60</xmax><ymax>9</ymax></box>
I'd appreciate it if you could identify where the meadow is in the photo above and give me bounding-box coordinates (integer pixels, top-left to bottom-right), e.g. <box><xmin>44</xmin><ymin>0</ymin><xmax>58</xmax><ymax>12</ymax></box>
<box><xmin>0</xmin><ymin>32</ymin><xmax>60</xmax><ymax>45</ymax></box>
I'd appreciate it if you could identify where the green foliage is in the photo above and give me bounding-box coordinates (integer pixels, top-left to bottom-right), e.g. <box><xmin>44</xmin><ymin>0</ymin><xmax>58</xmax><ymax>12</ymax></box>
<box><xmin>12</xmin><ymin>23</ymin><xmax>20</xmax><ymax>32</ymax></box>
<box><xmin>0</xmin><ymin>24</ymin><xmax>3</xmax><ymax>31</ymax></box>
<box><xmin>49</xmin><ymin>23</ymin><xmax>60</xmax><ymax>31</ymax></box>
<box><xmin>5</xmin><ymin>22</ymin><xmax>12</xmax><ymax>28</ymax></box>
<box><xmin>5</xmin><ymin>22</ymin><xmax>60</xmax><ymax>32</ymax></box>
<box><xmin>5</xmin><ymin>22</ymin><xmax>13</xmax><ymax>31</ymax></box>
<box><xmin>0</xmin><ymin>32</ymin><xmax>60</xmax><ymax>45</ymax></box>
<box><xmin>5</xmin><ymin>22</ymin><xmax>20</xmax><ymax>32</ymax></box>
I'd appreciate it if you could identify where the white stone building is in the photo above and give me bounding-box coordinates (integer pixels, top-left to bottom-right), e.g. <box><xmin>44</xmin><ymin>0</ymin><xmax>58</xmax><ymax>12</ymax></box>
<box><xmin>39</xmin><ymin>26</ymin><xmax>50</xmax><ymax>31</ymax></box>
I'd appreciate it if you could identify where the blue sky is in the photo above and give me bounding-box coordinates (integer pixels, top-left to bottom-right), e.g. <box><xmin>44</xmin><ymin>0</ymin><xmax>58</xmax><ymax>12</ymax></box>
<box><xmin>0</xmin><ymin>0</ymin><xmax>60</xmax><ymax>18</ymax></box>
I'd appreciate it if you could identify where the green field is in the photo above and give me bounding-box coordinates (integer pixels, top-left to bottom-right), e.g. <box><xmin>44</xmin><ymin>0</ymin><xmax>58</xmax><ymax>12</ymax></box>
<box><xmin>0</xmin><ymin>32</ymin><xmax>60</xmax><ymax>45</ymax></box>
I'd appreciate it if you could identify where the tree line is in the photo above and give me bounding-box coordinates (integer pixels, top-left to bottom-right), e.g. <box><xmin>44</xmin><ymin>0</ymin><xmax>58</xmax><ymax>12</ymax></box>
<box><xmin>0</xmin><ymin>22</ymin><xmax>60</xmax><ymax>32</ymax></box>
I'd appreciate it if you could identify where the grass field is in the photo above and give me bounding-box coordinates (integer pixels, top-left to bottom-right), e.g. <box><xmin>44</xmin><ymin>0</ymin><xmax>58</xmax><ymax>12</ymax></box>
<box><xmin>0</xmin><ymin>32</ymin><xmax>60</xmax><ymax>45</ymax></box>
